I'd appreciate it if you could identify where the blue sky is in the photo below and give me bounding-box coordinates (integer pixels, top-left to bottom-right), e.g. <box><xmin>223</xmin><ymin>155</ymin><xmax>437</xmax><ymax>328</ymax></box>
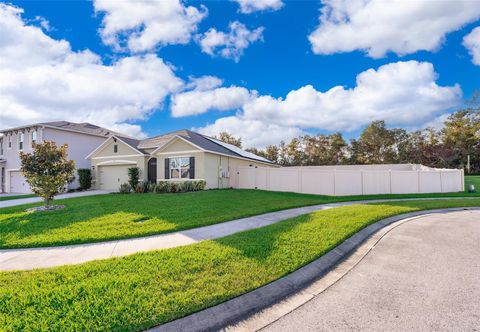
<box><xmin>2</xmin><ymin>0</ymin><xmax>480</xmax><ymax>147</ymax></box>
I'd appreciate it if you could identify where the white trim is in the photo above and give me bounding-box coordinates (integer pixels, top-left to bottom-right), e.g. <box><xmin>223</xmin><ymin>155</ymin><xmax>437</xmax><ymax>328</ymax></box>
<box><xmin>97</xmin><ymin>160</ymin><xmax>138</xmax><ymax>166</ymax></box>
<box><xmin>92</xmin><ymin>154</ymin><xmax>142</xmax><ymax>160</ymax></box>
<box><xmin>86</xmin><ymin>135</ymin><xmax>144</xmax><ymax>159</ymax></box>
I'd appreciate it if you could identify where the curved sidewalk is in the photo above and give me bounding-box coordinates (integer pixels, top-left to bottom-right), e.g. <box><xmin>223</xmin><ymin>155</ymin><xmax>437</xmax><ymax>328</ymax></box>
<box><xmin>0</xmin><ymin>197</ymin><xmax>475</xmax><ymax>271</ymax></box>
<box><xmin>152</xmin><ymin>208</ymin><xmax>480</xmax><ymax>332</ymax></box>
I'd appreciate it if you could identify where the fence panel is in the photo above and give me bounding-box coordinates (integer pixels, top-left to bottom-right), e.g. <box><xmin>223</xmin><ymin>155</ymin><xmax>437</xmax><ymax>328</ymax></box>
<box><xmin>232</xmin><ymin>165</ymin><xmax>463</xmax><ymax>196</ymax></box>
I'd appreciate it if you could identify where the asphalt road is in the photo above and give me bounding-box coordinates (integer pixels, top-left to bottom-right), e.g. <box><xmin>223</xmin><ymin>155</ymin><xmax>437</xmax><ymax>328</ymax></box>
<box><xmin>262</xmin><ymin>210</ymin><xmax>480</xmax><ymax>332</ymax></box>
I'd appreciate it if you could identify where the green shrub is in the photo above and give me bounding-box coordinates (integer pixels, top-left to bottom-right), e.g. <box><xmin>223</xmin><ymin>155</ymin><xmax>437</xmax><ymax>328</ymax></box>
<box><xmin>153</xmin><ymin>180</ymin><xmax>206</xmax><ymax>193</ymax></box>
<box><xmin>119</xmin><ymin>183</ymin><xmax>131</xmax><ymax>194</ymax></box>
<box><xmin>134</xmin><ymin>181</ymin><xmax>149</xmax><ymax>193</ymax></box>
<box><xmin>148</xmin><ymin>182</ymin><xmax>157</xmax><ymax>193</ymax></box>
<box><xmin>77</xmin><ymin>169</ymin><xmax>92</xmax><ymax>190</ymax></box>
<box><xmin>128</xmin><ymin>167</ymin><xmax>140</xmax><ymax>189</ymax></box>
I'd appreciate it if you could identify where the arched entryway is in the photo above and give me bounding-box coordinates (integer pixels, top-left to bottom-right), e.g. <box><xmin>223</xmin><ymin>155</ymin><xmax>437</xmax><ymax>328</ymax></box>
<box><xmin>148</xmin><ymin>158</ymin><xmax>157</xmax><ymax>183</ymax></box>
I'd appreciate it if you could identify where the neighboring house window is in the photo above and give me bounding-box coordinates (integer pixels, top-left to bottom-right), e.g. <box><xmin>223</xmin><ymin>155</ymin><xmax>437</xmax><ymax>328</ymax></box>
<box><xmin>31</xmin><ymin>131</ymin><xmax>37</xmax><ymax>145</ymax></box>
<box><xmin>169</xmin><ymin>157</ymin><xmax>191</xmax><ymax>179</ymax></box>
<box><xmin>18</xmin><ymin>133</ymin><xmax>24</xmax><ymax>150</ymax></box>
<box><xmin>7</xmin><ymin>135</ymin><xmax>11</xmax><ymax>149</ymax></box>
<box><xmin>114</xmin><ymin>144</ymin><xmax>118</xmax><ymax>153</ymax></box>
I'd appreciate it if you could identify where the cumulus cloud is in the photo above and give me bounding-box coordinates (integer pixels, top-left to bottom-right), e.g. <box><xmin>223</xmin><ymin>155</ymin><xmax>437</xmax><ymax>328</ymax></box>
<box><xmin>0</xmin><ymin>3</ymin><xmax>183</xmax><ymax>137</ymax></box>
<box><xmin>232</xmin><ymin>0</ymin><xmax>284</xmax><ymax>14</ymax></box>
<box><xmin>94</xmin><ymin>0</ymin><xmax>207</xmax><ymax>52</ymax></box>
<box><xmin>198</xmin><ymin>21</ymin><xmax>264</xmax><ymax>62</ymax></box>
<box><xmin>193</xmin><ymin>61</ymin><xmax>461</xmax><ymax>147</ymax></box>
<box><xmin>464</xmin><ymin>27</ymin><xmax>480</xmax><ymax>65</ymax></box>
<box><xmin>171</xmin><ymin>85</ymin><xmax>254</xmax><ymax>117</ymax></box>
<box><xmin>309</xmin><ymin>0</ymin><xmax>480</xmax><ymax>58</ymax></box>
<box><xmin>195</xmin><ymin>117</ymin><xmax>304</xmax><ymax>149</ymax></box>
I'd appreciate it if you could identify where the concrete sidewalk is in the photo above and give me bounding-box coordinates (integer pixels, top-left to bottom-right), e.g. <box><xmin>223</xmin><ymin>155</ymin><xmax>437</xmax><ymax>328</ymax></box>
<box><xmin>0</xmin><ymin>190</ymin><xmax>110</xmax><ymax>208</ymax></box>
<box><xmin>0</xmin><ymin>197</ymin><xmax>475</xmax><ymax>271</ymax></box>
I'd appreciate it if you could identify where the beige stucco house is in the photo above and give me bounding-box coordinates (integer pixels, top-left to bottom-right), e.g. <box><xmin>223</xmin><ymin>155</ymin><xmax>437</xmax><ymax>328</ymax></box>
<box><xmin>0</xmin><ymin>121</ymin><xmax>119</xmax><ymax>193</ymax></box>
<box><xmin>86</xmin><ymin>130</ymin><xmax>275</xmax><ymax>191</ymax></box>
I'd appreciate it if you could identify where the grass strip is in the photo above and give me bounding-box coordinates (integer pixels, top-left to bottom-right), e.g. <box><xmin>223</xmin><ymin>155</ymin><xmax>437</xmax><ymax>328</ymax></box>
<box><xmin>0</xmin><ymin>198</ymin><xmax>479</xmax><ymax>331</ymax></box>
<box><xmin>1</xmin><ymin>189</ymin><xmax>480</xmax><ymax>249</ymax></box>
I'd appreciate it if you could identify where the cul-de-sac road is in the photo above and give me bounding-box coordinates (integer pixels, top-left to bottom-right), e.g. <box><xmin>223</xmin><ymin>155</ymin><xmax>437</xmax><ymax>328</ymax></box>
<box><xmin>259</xmin><ymin>210</ymin><xmax>480</xmax><ymax>331</ymax></box>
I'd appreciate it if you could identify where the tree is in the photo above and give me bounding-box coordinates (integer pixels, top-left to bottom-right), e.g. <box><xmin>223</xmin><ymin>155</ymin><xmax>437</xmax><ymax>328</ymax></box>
<box><xmin>19</xmin><ymin>141</ymin><xmax>75</xmax><ymax>207</ymax></box>
<box><xmin>215</xmin><ymin>132</ymin><xmax>242</xmax><ymax>148</ymax></box>
<box><xmin>352</xmin><ymin>121</ymin><xmax>398</xmax><ymax>164</ymax></box>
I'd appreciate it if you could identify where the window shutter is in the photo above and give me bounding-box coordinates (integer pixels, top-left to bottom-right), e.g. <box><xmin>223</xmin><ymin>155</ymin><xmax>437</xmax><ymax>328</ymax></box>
<box><xmin>164</xmin><ymin>158</ymin><xmax>170</xmax><ymax>179</ymax></box>
<box><xmin>189</xmin><ymin>157</ymin><xmax>195</xmax><ymax>179</ymax></box>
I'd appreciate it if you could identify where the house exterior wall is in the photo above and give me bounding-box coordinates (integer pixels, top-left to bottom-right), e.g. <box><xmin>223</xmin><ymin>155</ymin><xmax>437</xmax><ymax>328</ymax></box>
<box><xmin>90</xmin><ymin>139</ymin><xmax>146</xmax><ymax>190</ymax></box>
<box><xmin>0</xmin><ymin>126</ymin><xmax>108</xmax><ymax>193</ymax></box>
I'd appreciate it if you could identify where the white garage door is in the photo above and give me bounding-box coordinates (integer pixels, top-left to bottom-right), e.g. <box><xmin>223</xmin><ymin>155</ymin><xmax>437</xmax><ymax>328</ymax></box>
<box><xmin>9</xmin><ymin>171</ymin><xmax>31</xmax><ymax>193</ymax></box>
<box><xmin>99</xmin><ymin>165</ymin><xmax>131</xmax><ymax>191</ymax></box>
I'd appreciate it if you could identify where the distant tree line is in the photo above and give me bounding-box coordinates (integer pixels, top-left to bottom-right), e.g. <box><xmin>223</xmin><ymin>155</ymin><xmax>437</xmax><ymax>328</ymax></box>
<box><xmin>215</xmin><ymin>101</ymin><xmax>480</xmax><ymax>173</ymax></box>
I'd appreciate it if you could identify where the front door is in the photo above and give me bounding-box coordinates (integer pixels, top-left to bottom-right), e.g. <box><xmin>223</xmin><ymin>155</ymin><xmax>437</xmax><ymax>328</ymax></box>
<box><xmin>148</xmin><ymin>158</ymin><xmax>157</xmax><ymax>183</ymax></box>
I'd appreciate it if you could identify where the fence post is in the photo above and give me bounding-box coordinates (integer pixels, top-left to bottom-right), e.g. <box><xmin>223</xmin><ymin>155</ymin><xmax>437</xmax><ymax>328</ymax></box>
<box><xmin>298</xmin><ymin>168</ymin><xmax>302</xmax><ymax>193</ymax></box>
<box><xmin>389</xmin><ymin>170</ymin><xmax>392</xmax><ymax>194</ymax></box>
<box><xmin>417</xmin><ymin>170</ymin><xmax>421</xmax><ymax>193</ymax></box>
<box><xmin>333</xmin><ymin>169</ymin><xmax>336</xmax><ymax>196</ymax></box>
<box><xmin>360</xmin><ymin>169</ymin><xmax>364</xmax><ymax>195</ymax></box>
<box><xmin>440</xmin><ymin>170</ymin><xmax>443</xmax><ymax>193</ymax></box>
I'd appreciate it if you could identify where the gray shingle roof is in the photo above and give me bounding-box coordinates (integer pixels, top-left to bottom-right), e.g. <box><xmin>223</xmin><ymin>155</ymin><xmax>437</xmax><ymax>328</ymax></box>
<box><xmin>0</xmin><ymin>121</ymin><xmax>125</xmax><ymax>138</ymax></box>
<box><xmin>118</xmin><ymin>129</ymin><xmax>274</xmax><ymax>164</ymax></box>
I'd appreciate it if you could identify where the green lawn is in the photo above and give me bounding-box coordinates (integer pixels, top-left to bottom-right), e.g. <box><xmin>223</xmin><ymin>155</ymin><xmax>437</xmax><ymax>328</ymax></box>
<box><xmin>1</xmin><ymin>189</ymin><xmax>480</xmax><ymax>249</ymax></box>
<box><xmin>465</xmin><ymin>175</ymin><xmax>480</xmax><ymax>192</ymax></box>
<box><xmin>0</xmin><ymin>198</ymin><xmax>479</xmax><ymax>331</ymax></box>
<box><xmin>0</xmin><ymin>194</ymin><xmax>35</xmax><ymax>202</ymax></box>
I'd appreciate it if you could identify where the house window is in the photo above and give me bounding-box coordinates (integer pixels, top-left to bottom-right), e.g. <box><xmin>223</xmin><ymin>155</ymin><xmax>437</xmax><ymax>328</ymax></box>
<box><xmin>31</xmin><ymin>131</ymin><xmax>37</xmax><ymax>145</ymax></box>
<box><xmin>114</xmin><ymin>144</ymin><xmax>118</xmax><ymax>153</ymax></box>
<box><xmin>169</xmin><ymin>157</ymin><xmax>190</xmax><ymax>179</ymax></box>
<box><xmin>7</xmin><ymin>135</ymin><xmax>11</xmax><ymax>149</ymax></box>
<box><xmin>18</xmin><ymin>133</ymin><xmax>24</xmax><ymax>150</ymax></box>
<box><xmin>0</xmin><ymin>138</ymin><xmax>3</xmax><ymax>155</ymax></box>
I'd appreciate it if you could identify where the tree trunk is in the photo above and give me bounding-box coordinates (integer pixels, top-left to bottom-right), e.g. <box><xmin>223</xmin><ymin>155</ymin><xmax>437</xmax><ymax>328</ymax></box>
<box><xmin>44</xmin><ymin>197</ymin><xmax>51</xmax><ymax>208</ymax></box>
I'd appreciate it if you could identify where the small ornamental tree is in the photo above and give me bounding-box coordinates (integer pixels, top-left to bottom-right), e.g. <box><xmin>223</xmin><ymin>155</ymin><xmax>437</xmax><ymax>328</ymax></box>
<box><xmin>128</xmin><ymin>167</ymin><xmax>140</xmax><ymax>190</ymax></box>
<box><xmin>20</xmin><ymin>141</ymin><xmax>76</xmax><ymax>207</ymax></box>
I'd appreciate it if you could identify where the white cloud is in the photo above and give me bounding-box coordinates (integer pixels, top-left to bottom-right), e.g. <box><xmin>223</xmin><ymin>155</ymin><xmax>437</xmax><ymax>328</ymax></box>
<box><xmin>195</xmin><ymin>117</ymin><xmax>304</xmax><ymax>149</ymax></box>
<box><xmin>185</xmin><ymin>75</ymin><xmax>223</xmax><ymax>91</ymax></box>
<box><xmin>464</xmin><ymin>27</ymin><xmax>480</xmax><ymax>65</ymax></box>
<box><xmin>198</xmin><ymin>21</ymin><xmax>264</xmax><ymax>62</ymax></box>
<box><xmin>233</xmin><ymin>0</ymin><xmax>284</xmax><ymax>14</ymax></box>
<box><xmin>171</xmin><ymin>86</ymin><xmax>254</xmax><ymax>117</ymax></box>
<box><xmin>193</xmin><ymin>61</ymin><xmax>461</xmax><ymax>147</ymax></box>
<box><xmin>309</xmin><ymin>0</ymin><xmax>480</xmax><ymax>58</ymax></box>
<box><xmin>0</xmin><ymin>3</ymin><xmax>183</xmax><ymax>137</ymax></box>
<box><xmin>94</xmin><ymin>0</ymin><xmax>207</xmax><ymax>52</ymax></box>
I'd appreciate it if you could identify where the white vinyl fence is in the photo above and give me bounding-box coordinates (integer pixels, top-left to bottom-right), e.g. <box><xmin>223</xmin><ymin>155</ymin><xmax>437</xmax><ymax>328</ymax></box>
<box><xmin>231</xmin><ymin>164</ymin><xmax>464</xmax><ymax>196</ymax></box>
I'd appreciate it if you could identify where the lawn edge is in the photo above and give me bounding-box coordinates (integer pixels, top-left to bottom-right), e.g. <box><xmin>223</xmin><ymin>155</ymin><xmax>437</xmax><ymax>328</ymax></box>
<box><xmin>149</xmin><ymin>206</ymin><xmax>480</xmax><ymax>332</ymax></box>
<box><xmin>1</xmin><ymin>196</ymin><xmax>479</xmax><ymax>250</ymax></box>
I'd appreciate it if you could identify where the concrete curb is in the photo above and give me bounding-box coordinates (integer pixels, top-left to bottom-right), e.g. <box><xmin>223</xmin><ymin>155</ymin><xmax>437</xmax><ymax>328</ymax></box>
<box><xmin>149</xmin><ymin>207</ymin><xmax>480</xmax><ymax>332</ymax></box>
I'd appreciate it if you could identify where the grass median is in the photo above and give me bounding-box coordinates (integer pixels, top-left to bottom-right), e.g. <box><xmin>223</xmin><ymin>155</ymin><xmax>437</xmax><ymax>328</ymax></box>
<box><xmin>0</xmin><ymin>198</ymin><xmax>479</xmax><ymax>331</ymax></box>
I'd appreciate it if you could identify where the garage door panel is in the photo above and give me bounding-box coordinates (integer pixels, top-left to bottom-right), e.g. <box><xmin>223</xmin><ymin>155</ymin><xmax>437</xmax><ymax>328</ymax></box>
<box><xmin>99</xmin><ymin>165</ymin><xmax>130</xmax><ymax>191</ymax></box>
<box><xmin>10</xmin><ymin>171</ymin><xmax>31</xmax><ymax>193</ymax></box>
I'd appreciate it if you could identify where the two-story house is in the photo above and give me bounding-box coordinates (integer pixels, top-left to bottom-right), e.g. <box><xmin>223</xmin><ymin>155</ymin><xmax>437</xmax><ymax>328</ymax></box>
<box><xmin>0</xmin><ymin>121</ymin><xmax>118</xmax><ymax>193</ymax></box>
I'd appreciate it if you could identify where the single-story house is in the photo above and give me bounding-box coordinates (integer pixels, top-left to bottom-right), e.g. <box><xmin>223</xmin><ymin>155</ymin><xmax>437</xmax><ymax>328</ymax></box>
<box><xmin>86</xmin><ymin>130</ymin><xmax>275</xmax><ymax>191</ymax></box>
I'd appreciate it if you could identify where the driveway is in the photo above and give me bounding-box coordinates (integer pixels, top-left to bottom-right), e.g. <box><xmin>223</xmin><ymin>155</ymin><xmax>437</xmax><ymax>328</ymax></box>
<box><xmin>260</xmin><ymin>210</ymin><xmax>480</xmax><ymax>332</ymax></box>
